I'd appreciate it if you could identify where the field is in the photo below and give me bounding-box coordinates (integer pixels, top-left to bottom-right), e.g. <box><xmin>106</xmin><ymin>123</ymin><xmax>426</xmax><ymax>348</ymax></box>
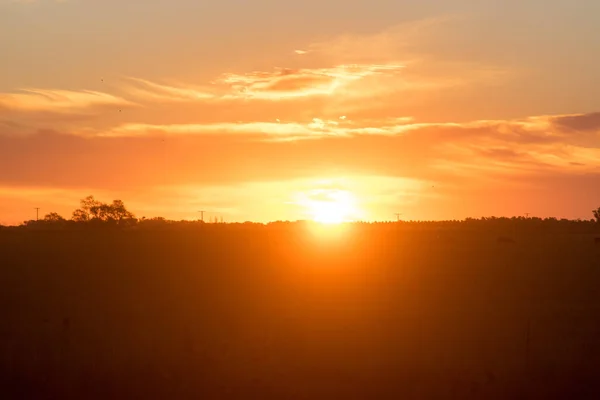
<box><xmin>1</xmin><ymin>222</ymin><xmax>600</xmax><ymax>399</ymax></box>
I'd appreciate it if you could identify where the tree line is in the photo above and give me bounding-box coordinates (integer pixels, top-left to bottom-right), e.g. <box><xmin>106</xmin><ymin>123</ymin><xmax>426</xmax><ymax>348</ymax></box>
<box><xmin>2</xmin><ymin>196</ymin><xmax>600</xmax><ymax>231</ymax></box>
<box><xmin>22</xmin><ymin>195</ymin><xmax>137</xmax><ymax>228</ymax></box>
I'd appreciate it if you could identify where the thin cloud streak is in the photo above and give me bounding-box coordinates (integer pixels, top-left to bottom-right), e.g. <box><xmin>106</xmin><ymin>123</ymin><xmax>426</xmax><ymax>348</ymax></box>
<box><xmin>97</xmin><ymin>117</ymin><xmax>418</xmax><ymax>139</ymax></box>
<box><xmin>92</xmin><ymin>111</ymin><xmax>598</xmax><ymax>144</ymax></box>
<box><xmin>216</xmin><ymin>64</ymin><xmax>406</xmax><ymax>100</ymax></box>
<box><xmin>119</xmin><ymin>77</ymin><xmax>217</xmax><ymax>103</ymax></box>
<box><xmin>117</xmin><ymin>64</ymin><xmax>408</xmax><ymax>103</ymax></box>
<box><xmin>304</xmin><ymin>15</ymin><xmax>460</xmax><ymax>63</ymax></box>
<box><xmin>0</xmin><ymin>88</ymin><xmax>135</xmax><ymax>113</ymax></box>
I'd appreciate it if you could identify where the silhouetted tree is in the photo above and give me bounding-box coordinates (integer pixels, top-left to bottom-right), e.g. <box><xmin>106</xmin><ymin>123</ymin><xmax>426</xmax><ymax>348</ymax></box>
<box><xmin>72</xmin><ymin>196</ymin><xmax>136</xmax><ymax>224</ymax></box>
<box><xmin>72</xmin><ymin>195</ymin><xmax>102</xmax><ymax>222</ymax></box>
<box><xmin>593</xmin><ymin>207</ymin><xmax>600</xmax><ymax>223</ymax></box>
<box><xmin>105</xmin><ymin>200</ymin><xmax>135</xmax><ymax>222</ymax></box>
<box><xmin>43</xmin><ymin>212</ymin><xmax>66</xmax><ymax>222</ymax></box>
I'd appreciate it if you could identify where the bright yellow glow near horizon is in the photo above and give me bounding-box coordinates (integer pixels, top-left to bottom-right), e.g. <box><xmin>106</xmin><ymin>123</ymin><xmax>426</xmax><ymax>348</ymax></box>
<box><xmin>298</xmin><ymin>188</ymin><xmax>363</xmax><ymax>224</ymax></box>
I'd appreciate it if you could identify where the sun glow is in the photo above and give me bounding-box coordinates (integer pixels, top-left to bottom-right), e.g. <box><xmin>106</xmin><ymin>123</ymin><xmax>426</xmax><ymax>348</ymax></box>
<box><xmin>298</xmin><ymin>188</ymin><xmax>362</xmax><ymax>224</ymax></box>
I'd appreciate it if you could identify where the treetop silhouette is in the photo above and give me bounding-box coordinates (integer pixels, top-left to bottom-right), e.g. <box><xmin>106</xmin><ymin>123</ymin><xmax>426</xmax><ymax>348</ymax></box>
<box><xmin>72</xmin><ymin>195</ymin><xmax>135</xmax><ymax>224</ymax></box>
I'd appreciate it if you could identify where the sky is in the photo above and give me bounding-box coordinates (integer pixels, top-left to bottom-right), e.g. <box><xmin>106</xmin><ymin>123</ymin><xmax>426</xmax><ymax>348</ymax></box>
<box><xmin>1</xmin><ymin>0</ymin><xmax>600</xmax><ymax>224</ymax></box>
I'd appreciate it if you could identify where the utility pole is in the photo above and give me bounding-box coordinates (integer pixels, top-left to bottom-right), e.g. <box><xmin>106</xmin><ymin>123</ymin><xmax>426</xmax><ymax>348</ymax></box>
<box><xmin>198</xmin><ymin>210</ymin><xmax>205</xmax><ymax>222</ymax></box>
<box><xmin>34</xmin><ymin>207</ymin><xmax>40</xmax><ymax>221</ymax></box>
<box><xmin>395</xmin><ymin>213</ymin><xmax>402</xmax><ymax>222</ymax></box>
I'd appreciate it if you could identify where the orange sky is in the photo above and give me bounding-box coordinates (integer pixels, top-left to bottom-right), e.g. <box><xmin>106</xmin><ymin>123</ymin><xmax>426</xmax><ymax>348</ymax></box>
<box><xmin>1</xmin><ymin>2</ymin><xmax>600</xmax><ymax>224</ymax></box>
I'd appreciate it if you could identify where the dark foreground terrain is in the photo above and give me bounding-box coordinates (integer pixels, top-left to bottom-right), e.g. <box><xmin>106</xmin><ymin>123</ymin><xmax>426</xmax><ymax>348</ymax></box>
<box><xmin>1</xmin><ymin>222</ymin><xmax>600</xmax><ymax>399</ymax></box>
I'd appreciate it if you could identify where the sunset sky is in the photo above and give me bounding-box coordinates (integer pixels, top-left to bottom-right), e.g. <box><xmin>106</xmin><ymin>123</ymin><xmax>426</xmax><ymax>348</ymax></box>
<box><xmin>1</xmin><ymin>0</ymin><xmax>599</xmax><ymax>224</ymax></box>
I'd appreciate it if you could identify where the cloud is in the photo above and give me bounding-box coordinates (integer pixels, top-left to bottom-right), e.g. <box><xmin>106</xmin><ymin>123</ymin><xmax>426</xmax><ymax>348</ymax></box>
<box><xmin>551</xmin><ymin>112</ymin><xmax>600</xmax><ymax>132</ymax></box>
<box><xmin>1</xmin><ymin>110</ymin><xmax>595</xmax><ymax>187</ymax></box>
<box><xmin>115</xmin><ymin>63</ymin><xmax>407</xmax><ymax>104</ymax></box>
<box><xmin>0</xmin><ymin>88</ymin><xmax>134</xmax><ymax>113</ymax></box>
<box><xmin>119</xmin><ymin>77</ymin><xmax>216</xmax><ymax>103</ymax></box>
<box><xmin>97</xmin><ymin>117</ymin><xmax>417</xmax><ymax>140</ymax></box>
<box><xmin>113</xmin><ymin>17</ymin><xmax>509</xmax><ymax>107</ymax></box>
<box><xmin>427</xmin><ymin>114</ymin><xmax>600</xmax><ymax>177</ymax></box>
<box><xmin>76</xmin><ymin>111</ymin><xmax>600</xmax><ymax>181</ymax></box>
<box><xmin>0</xmin><ymin>15</ymin><xmax>514</xmax><ymax>141</ymax></box>
<box><xmin>0</xmin><ymin>87</ymin><xmax>137</xmax><ymax>136</ymax></box>
<box><xmin>216</xmin><ymin>64</ymin><xmax>406</xmax><ymax>100</ymax></box>
<box><xmin>303</xmin><ymin>16</ymin><xmax>458</xmax><ymax>64</ymax></box>
<box><xmin>93</xmin><ymin>110</ymin><xmax>598</xmax><ymax>144</ymax></box>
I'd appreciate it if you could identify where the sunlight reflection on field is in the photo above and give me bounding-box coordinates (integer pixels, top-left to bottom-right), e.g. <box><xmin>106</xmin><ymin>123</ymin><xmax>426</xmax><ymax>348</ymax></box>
<box><xmin>304</xmin><ymin>220</ymin><xmax>353</xmax><ymax>240</ymax></box>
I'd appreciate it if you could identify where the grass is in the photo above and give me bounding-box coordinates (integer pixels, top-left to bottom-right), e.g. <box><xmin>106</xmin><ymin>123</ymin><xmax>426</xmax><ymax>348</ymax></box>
<box><xmin>1</xmin><ymin>223</ymin><xmax>599</xmax><ymax>399</ymax></box>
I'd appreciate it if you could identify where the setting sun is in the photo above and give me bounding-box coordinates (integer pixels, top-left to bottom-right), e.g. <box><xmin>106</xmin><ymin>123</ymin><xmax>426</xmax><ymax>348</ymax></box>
<box><xmin>298</xmin><ymin>188</ymin><xmax>362</xmax><ymax>224</ymax></box>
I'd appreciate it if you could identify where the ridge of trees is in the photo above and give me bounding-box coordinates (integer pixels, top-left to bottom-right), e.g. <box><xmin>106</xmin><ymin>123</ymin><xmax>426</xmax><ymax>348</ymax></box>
<box><xmin>0</xmin><ymin>196</ymin><xmax>598</xmax><ymax>232</ymax></box>
<box><xmin>20</xmin><ymin>195</ymin><xmax>137</xmax><ymax>229</ymax></box>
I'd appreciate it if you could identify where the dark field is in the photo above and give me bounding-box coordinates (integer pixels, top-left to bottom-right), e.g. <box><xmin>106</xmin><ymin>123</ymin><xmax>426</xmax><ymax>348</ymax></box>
<box><xmin>1</xmin><ymin>223</ymin><xmax>600</xmax><ymax>399</ymax></box>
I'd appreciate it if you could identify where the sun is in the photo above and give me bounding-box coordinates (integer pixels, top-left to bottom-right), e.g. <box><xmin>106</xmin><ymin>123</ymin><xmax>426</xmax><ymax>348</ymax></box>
<box><xmin>311</xmin><ymin>202</ymin><xmax>347</xmax><ymax>224</ymax></box>
<box><xmin>300</xmin><ymin>189</ymin><xmax>361</xmax><ymax>224</ymax></box>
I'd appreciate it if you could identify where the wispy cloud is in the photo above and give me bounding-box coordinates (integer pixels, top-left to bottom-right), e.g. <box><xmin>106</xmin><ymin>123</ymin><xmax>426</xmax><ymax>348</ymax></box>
<box><xmin>112</xmin><ymin>18</ymin><xmax>501</xmax><ymax>106</ymax></box>
<box><xmin>550</xmin><ymin>112</ymin><xmax>600</xmax><ymax>132</ymax></box>
<box><xmin>119</xmin><ymin>77</ymin><xmax>217</xmax><ymax>103</ymax></box>
<box><xmin>303</xmin><ymin>17</ymin><xmax>453</xmax><ymax>63</ymax></box>
<box><xmin>89</xmin><ymin>111</ymin><xmax>600</xmax><ymax>178</ymax></box>
<box><xmin>428</xmin><ymin>113</ymin><xmax>600</xmax><ymax>177</ymax></box>
<box><xmin>108</xmin><ymin>18</ymin><xmax>511</xmax><ymax>113</ymax></box>
<box><xmin>116</xmin><ymin>64</ymin><xmax>407</xmax><ymax>104</ymax></box>
<box><xmin>96</xmin><ymin>116</ymin><xmax>417</xmax><ymax>140</ymax></box>
<box><xmin>0</xmin><ymin>15</ymin><xmax>513</xmax><ymax>139</ymax></box>
<box><xmin>0</xmin><ymin>88</ymin><xmax>134</xmax><ymax>113</ymax></box>
<box><xmin>216</xmin><ymin>64</ymin><xmax>406</xmax><ymax>100</ymax></box>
